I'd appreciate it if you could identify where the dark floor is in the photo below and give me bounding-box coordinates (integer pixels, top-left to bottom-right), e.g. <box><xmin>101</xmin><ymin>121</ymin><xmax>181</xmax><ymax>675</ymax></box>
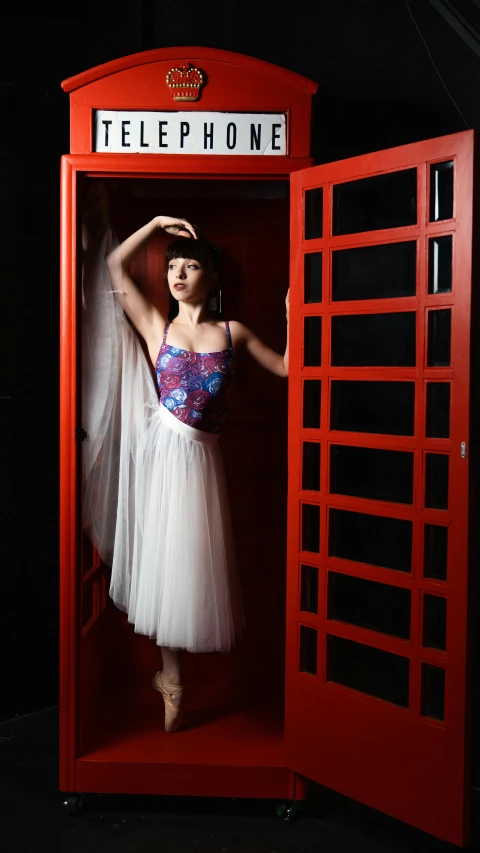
<box><xmin>0</xmin><ymin>707</ymin><xmax>477</xmax><ymax>853</ymax></box>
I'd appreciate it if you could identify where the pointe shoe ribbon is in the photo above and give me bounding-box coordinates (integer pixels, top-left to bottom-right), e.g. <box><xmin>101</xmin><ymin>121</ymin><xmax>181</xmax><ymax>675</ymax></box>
<box><xmin>152</xmin><ymin>671</ymin><xmax>184</xmax><ymax>733</ymax></box>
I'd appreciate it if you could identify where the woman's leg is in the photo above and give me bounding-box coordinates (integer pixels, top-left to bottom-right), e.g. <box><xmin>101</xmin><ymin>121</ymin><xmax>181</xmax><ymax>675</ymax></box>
<box><xmin>155</xmin><ymin>648</ymin><xmax>184</xmax><ymax>732</ymax></box>
<box><xmin>160</xmin><ymin>647</ymin><xmax>182</xmax><ymax>685</ymax></box>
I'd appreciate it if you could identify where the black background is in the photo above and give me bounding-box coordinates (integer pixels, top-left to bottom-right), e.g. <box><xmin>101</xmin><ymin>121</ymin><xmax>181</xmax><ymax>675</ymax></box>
<box><xmin>1</xmin><ymin>0</ymin><xmax>479</xmax><ymax>793</ymax></box>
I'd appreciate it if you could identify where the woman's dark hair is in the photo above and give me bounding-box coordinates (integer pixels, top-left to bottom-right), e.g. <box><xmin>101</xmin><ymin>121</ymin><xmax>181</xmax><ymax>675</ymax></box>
<box><xmin>164</xmin><ymin>237</ymin><xmax>221</xmax><ymax>287</ymax></box>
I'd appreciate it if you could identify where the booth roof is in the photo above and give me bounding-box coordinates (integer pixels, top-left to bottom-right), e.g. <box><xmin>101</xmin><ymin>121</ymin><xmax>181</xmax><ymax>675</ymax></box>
<box><xmin>61</xmin><ymin>45</ymin><xmax>318</xmax><ymax>94</ymax></box>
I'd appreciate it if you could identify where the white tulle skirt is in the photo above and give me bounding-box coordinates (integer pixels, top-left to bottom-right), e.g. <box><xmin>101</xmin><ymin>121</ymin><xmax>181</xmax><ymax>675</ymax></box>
<box><xmin>81</xmin><ymin>230</ymin><xmax>244</xmax><ymax>654</ymax></box>
<box><xmin>116</xmin><ymin>403</ymin><xmax>244</xmax><ymax>652</ymax></box>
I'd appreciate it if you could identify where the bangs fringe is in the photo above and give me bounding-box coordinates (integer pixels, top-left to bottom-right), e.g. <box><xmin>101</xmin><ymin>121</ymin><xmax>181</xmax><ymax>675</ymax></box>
<box><xmin>164</xmin><ymin>237</ymin><xmax>221</xmax><ymax>279</ymax></box>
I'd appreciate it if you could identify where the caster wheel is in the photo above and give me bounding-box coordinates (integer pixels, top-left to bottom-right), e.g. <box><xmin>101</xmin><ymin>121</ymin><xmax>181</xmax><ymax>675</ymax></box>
<box><xmin>64</xmin><ymin>794</ymin><xmax>87</xmax><ymax>816</ymax></box>
<box><xmin>276</xmin><ymin>799</ymin><xmax>305</xmax><ymax>822</ymax></box>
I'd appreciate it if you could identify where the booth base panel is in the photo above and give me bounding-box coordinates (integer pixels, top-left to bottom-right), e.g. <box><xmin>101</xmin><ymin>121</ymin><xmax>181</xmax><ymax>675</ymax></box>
<box><xmin>75</xmin><ymin>761</ymin><xmax>296</xmax><ymax>799</ymax></box>
<box><xmin>74</xmin><ymin>695</ymin><xmax>299</xmax><ymax>799</ymax></box>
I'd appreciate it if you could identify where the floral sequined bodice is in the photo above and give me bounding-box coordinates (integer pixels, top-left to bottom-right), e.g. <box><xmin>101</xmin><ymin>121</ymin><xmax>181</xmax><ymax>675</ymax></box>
<box><xmin>155</xmin><ymin>321</ymin><xmax>236</xmax><ymax>434</ymax></box>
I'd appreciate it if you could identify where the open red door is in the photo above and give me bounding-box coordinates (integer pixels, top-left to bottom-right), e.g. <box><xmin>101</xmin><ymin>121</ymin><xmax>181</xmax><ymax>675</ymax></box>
<box><xmin>285</xmin><ymin>130</ymin><xmax>475</xmax><ymax>846</ymax></box>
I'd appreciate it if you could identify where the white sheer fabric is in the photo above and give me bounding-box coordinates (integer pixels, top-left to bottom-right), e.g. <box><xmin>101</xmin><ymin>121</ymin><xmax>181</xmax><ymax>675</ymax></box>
<box><xmin>81</xmin><ymin>231</ymin><xmax>244</xmax><ymax>652</ymax></box>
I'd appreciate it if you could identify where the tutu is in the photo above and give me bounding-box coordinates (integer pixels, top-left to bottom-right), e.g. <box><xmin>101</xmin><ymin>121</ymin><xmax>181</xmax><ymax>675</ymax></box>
<box><xmin>81</xmin><ymin>229</ymin><xmax>244</xmax><ymax>653</ymax></box>
<box><xmin>116</xmin><ymin>403</ymin><xmax>243</xmax><ymax>652</ymax></box>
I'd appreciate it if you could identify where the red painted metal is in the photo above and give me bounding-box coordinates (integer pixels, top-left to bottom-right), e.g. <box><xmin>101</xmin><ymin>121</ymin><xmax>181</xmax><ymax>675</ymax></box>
<box><xmin>285</xmin><ymin>130</ymin><xmax>475</xmax><ymax>846</ymax></box>
<box><xmin>76</xmin><ymin>153</ymin><xmax>314</xmax><ymax>177</ymax></box>
<box><xmin>61</xmin><ymin>46</ymin><xmax>317</xmax><ymax>94</ymax></box>
<box><xmin>61</xmin><ymin>46</ymin><xmax>316</xmax><ymax>158</ymax></box>
<box><xmin>59</xmin><ymin>155</ymin><xmax>78</xmax><ymax>792</ymax></box>
<box><xmin>75</xmin><ymin>762</ymin><xmax>296</xmax><ymax>800</ymax></box>
<box><xmin>59</xmin><ymin>49</ymin><xmax>317</xmax><ymax>804</ymax></box>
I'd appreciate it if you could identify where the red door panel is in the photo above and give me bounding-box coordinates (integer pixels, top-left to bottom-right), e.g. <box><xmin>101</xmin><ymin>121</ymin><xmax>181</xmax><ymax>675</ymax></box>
<box><xmin>285</xmin><ymin>130</ymin><xmax>475</xmax><ymax>846</ymax></box>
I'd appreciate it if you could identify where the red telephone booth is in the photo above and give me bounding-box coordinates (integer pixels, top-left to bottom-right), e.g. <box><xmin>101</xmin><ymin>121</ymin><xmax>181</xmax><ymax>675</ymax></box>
<box><xmin>60</xmin><ymin>48</ymin><xmax>476</xmax><ymax>847</ymax></box>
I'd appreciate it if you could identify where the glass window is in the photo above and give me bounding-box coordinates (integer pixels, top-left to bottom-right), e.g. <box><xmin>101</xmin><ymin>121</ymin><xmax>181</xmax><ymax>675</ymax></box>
<box><xmin>304</xmin><ymin>316</ymin><xmax>322</xmax><ymax>367</ymax></box>
<box><xmin>305</xmin><ymin>187</ymin><xmax>323</xmax><ymax>240</ymax></box>
<box><xmin>328</xmin><ymin>572</ymin><xmax>411</xmax><ymax>639</ymax></box>
<box><xmin>304</xmin><ymin>253</ymin><xmax>322</xmax><ymax>303</ymax></box>
<box><xmin>326</xmin><ymin>635</ymin><xmax>409</xmax><ymax>707</ymax></box>
<box><xmin>423</xmin><ymin>594</ymin><xmax>447</xmax><ymax>651</ymax></box>
<box><xmin>427</xmin><ymin>309</ymin><xmax>451</xmax><ymax>367</ymax></box>
<box><xmin>429</xmin><ymin>161</ymin><xmax>454</xmax><ymax>222</ymax></box>
<box><xmin>82</xmin><ymin>532</ymin><xmax>94</xmax><ymax>577</ymax></box>
<box><xmin>300</xmin><ymin>625</ymin><xmax>318</xmax><ymax>674</ymax></box>
<box><xmin>331</xmin><ymin>312</ymin><xmax>416</xmax><ymax>367</ymax></box>
<box><xmin>302</xmin><ymin>442</ymin><xmax>320</xmax><ymax>491</ymax></box>
<box><xmin>425</xmin><ymin>454</ymin><xmax>449</xmax><ymax>510</ymax></box>
<box><xmin>82</xmin><ymin>582</ymin><xmax>96</xmax><ymax>629</ymax></box>
<box><xmin>423</xmin><ymin>524</ymin><xmax>448</xmax><ymax>581</ymax></box>
<box><xmin>333</xmin><ymin>169</ymin><xmax>417</xmax><ymax>236</ymax></box>
<box><xmin>329</xmin><ymin>508</ymin><xmax>412</xmax><ymax>573</ymax></box>
<box><xmin>303</xmin><ymin>380</ymin><xmax>321</xmax><ymax>429</ymax></box>
<box><xmin>426</xmin><ymin>383</ymin><xmax>450</xmax><ymax>439</ymax></box>
<box><xmin>331</xmin><ymin>380</ymin><xmax>415</xmax><ymax>436</ymax></box>
<box><xmin>330</xmin><ymin>445</ymin><xmax>414</xmax><ymax>505</ymax></box>
<box><xmin>301</xmin><ymin>503</ymin><xmax>320</xmax><ymax>553</ymax></box>
<box><xmin>332</xmin><ymin>241</ymin><xmax>416</xmax><ymax>301</ymax></box>
<box><xmin>428</xmin><ymin>235</ymin><xmax>452</xmax><ymax>294</ymax></box>
<box><xmin>301</xmin><ymin>565</ymin><xmax>318</xmax><ymax>614</ymax></box>
<box><xmin>421</xmin><ymin>663</ymin><xmax>445</xmax><ymax>721</ymax></box>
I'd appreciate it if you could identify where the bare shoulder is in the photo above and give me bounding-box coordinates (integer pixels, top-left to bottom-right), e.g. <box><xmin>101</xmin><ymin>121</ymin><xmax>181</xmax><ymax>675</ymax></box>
<box><xmin>227</xmin><ymin>320</ymin><xmax>251</xmax><ymax>347</ymax></box>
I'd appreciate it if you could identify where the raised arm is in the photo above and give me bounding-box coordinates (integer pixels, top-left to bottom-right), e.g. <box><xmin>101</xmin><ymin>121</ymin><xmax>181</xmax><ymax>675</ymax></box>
<box><xmin>230</xmin><ymin>289</ymin><xmax>290</xmax><ymax>377</ymax></box>
<box><xmin>106</xmin><ymin>216</ymin><xmax>196</xmax><ymax>354</ymax></box>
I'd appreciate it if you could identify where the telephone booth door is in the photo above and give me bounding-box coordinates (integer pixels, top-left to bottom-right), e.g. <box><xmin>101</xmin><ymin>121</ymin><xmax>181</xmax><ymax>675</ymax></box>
<box><xmin>285</xmin><ymin>129</ymin><xmax>476</xmax><ymax>847</ymax></box>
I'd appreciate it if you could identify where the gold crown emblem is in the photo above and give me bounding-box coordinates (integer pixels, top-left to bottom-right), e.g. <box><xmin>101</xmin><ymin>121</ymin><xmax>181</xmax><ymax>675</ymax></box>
<box><xmin>166</xmin><ymin>63</ymin><xmax>205</xmax><ymax>102</ymax></box>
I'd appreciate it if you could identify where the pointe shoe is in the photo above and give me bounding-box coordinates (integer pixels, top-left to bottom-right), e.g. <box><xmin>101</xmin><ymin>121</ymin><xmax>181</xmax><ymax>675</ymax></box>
<box><xmin>152</xmin><ymin>671</ymin><xmax>184</xmax><ymax>733</ymax></box>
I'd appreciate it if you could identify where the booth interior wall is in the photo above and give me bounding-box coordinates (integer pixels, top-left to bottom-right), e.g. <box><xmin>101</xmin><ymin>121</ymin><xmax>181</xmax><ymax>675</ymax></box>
<box><xmin>78</xmin><ymin>177</ymin><xmax>290</xmax><ymax>771</ymax></box>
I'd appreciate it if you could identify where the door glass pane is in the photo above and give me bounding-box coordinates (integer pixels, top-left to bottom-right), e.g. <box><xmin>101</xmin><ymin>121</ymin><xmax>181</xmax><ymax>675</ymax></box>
<box><xmin>304</xmin><ymin>317</ymin><xmax>322</xmax><ymax>366</ymax></box>
<box><xmin>425</xmin><ymin>454</ymin><xmax>449</xmax><ymax>510</ymax></box>
<box><xmin>328</xmin><ymin>572</ymin><xmax>411</xmax><ymax>639</ymax></box>
<box><xmin>428</xmin><ymin>235</ymin><xmax>452</xmax><ymax>294</ymax></box>
<box><xmin>329</xmin><ymin>508</ymin><xmax>412</xmax><ymax>573</ymax></box>
<box><xmin>301</xmin><ymin>503</ymin><xmax>320</xmax><ymax>553</ymax></box>
<box><xmin>82</xmin><ymin>532</ymin><xmax>94</xmax><ymax>577</ymax></box>
<box><xmin>332</xmin><ymin>241</ymin><xmax>416</xmax><ymax>301</ymax></box>
<box><xmin>82</xmin><ymin>536</ymin><xmax>101</xmax><ymax>578</ymax></box>
<box><xmin>423</xmin><ymin>594</ymin><xmax>447</xmax><ymax>651</ymax></box>
<box><xmin>302</xmin><ymin>441</ymin><xmax>320</xmax><ymax>491</ymax></box>
<box><xmin>330</xmin><ymin>445</ymin><xmax>414</xmax><ymax>505</ymax></box>
<box><xmin>426</xmin><ymin>383</ymin><xmax>450</xmax><ymax>438</ymax></box>
<box><xmin>421</xmin><ymin>663</ymin><xmax>445</xmax><ymax>721</ymax></box>
<box><xmin>301</xmin><ymin>565</ymin><xmax>318</xmax><ymax>614</ymax></box>
<box><xmin>303</xmin><ymin>380</ymin><xmax>321</xmax><ymax>429</ymax></box>
<box><xmin>333</xmin><ymin>168</ymin><xmax>417</xmax><ymax>236</ymax></box>
<box><xmin>424</xmin><ymin>524</ymin><xmax>448</xmax><ymax>581</ymax></box>
<box><xmin>430</xmin><ymin>161</ymin><xmax>454</xmax><ymax>222</ymax></box>
<box><xmin>305</xmin><ymin>187</ymin><xmax>323</xmax><ymax>240</ymax></box>
<box><xmin>427</xmin><ymin>309</ymin><xmax>451</xmax><ymax>367</ymax></box>
<box><xmin>331</xmin><ymin>312</ymin><xmax>416</xmax><ymax>367</ymax></box>
<box><xmin>300</xmin><ymin>625</ymin><xmax>317</xmax><ymax>674</ymax></box>
<box><xmin>331</xmin><ymin>380</ymin><xmax>415</xmax><ymax>436</ymax></box>
<box><xmin>304</xmin><ymin>253</ymin><xmax>322</xmax><ymax>303</ymax></box>
<box><xmin>326</xmin><ymin>635</ymin><xmax>409</xmax><ymax>707</ymax></box>
<box><xmin>82</xmin><ymin>582</ymin><xmax>96</xmax><ymax>629</ymax></box>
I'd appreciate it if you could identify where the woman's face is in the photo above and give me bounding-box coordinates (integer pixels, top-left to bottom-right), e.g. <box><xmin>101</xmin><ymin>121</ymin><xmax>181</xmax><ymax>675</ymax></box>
<box><xmin>167</xmin><ymin>257</ymin><xmax>212</xmax><ymax>304</ymax></box>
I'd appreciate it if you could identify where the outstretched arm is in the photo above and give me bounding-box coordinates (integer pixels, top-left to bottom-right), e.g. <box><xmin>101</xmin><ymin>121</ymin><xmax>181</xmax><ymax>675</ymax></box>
<box><xmin>230</xmin><ymin>289</ymin><xmax>290</xmax><ymax>378</ymax></box>
<box><xmin>106</xmin><ymin>216</ymin><xmax>196</xmax><ymax>353</ymax></box>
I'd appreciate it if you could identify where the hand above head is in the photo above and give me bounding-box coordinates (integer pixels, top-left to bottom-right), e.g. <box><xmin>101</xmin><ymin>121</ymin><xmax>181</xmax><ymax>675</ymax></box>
<box><xmin>158</xmin><ymin>216</ymin><xmax>198</xmax><ymax>239</ymax></box>
<box><xmin>285</xmin><ymin>288</ymin><xmax>290</xmax><ymax>322</ymax></box>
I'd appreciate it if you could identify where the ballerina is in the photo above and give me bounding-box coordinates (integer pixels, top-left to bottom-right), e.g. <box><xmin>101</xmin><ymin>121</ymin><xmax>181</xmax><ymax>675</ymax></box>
<box><xmin>83</xmin><ymin>214</ymin><xmax>289</xmax><ymax>732</ymax></box>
